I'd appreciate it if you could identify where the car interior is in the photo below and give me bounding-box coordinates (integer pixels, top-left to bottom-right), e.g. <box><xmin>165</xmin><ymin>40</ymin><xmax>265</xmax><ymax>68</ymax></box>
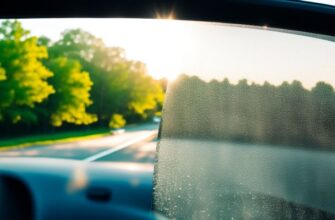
<box><xmin>0</xmin><ymin>0</ymin><xmax>334</xmax><ymax>220</ymax></box>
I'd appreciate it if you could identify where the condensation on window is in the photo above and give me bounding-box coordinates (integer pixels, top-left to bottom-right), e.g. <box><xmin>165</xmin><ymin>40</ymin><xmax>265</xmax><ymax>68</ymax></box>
<box><xmin>153</xmin><ymin>23</ymin><xmax>335</xmax><ymax>220</ymax></box>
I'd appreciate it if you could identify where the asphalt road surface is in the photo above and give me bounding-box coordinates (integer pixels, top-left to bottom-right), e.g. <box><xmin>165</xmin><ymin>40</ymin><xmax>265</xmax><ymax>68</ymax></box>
<box><xmin>0</xmin><ymin>123</ymin><xmax>159</xmax><ymax>164</ymax></box>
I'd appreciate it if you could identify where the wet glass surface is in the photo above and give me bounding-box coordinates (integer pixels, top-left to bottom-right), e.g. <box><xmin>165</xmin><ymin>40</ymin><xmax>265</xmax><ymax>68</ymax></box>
<box><xmin>154</xmin><ymin>23</ymin><xmax>335</xmax><ymax>219</ymax></box>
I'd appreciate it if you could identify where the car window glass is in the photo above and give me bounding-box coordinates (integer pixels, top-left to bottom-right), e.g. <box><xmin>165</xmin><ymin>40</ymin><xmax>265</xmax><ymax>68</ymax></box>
<box><xmin>154</xmin><ymin>22</ymin><xmax>335</xmax><ymax>220</ymax></box>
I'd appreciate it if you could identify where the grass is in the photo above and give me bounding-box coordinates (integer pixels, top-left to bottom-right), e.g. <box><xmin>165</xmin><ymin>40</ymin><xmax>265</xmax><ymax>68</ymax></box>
<box><xmin>0</xmin><ymin>128</ymin><xmax>110</xmax><ymax>151</ymax></box>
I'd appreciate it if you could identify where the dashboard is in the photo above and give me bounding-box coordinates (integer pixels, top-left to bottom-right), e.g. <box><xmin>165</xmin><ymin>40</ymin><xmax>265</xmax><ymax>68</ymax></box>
<box><xmin>0</xmin><ymin>158</ymin><xmax>164</xmax><ymax>220</ymax></box>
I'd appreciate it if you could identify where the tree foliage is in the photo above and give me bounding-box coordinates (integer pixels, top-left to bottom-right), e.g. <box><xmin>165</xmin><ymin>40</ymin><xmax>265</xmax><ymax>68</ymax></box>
<box><xmin>109</xmin><ymin>114</ymin><xmax>126</xmax><ymax>129</ymax></box>
<box><xmin>163</xmin><ymin>74</ymin><xmax>335</xmax><ymax>149</ymax></box>
<box><xmin>45</xmin><ymin>57</ymin><xmax>97</xmax><ymax>127</ymax></box>
<box><xmin>50</xmin><ymin>29</ymin><xmax>164</xmax><ymax>124</ymax></box>
<box><xmin>0</xmin><ymin>21</ymin><xmax>164</xmax><ymax>136</ymax></box>
<box><xmin>0</xmin><ymin>20</ymin><xmax>54</xmax><ymax>124</ymax></box>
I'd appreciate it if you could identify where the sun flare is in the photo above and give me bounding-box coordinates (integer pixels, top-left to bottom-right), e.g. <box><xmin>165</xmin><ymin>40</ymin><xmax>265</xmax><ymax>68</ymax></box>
<box><xmin>139</xmin><ymin>19</ymin><xmax>185</xmax><ymax>80</ymax></box>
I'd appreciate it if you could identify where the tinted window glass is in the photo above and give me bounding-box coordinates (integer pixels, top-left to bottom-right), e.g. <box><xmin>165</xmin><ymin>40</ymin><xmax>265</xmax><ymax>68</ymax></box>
<box><xmin>154</xmin><ymin>23</ymin><xmax>335</xmax><ymax>219</ymax></box>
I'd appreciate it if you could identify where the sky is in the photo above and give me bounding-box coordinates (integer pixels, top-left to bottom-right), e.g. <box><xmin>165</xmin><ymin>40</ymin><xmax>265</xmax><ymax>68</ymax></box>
<box><xmin>7</xmin><ymin>18</ymin><xmax>335</xmax><ymax>89</ymax></box>
<box><xmin>304</xmin><ymin>0</ymin><xmax>335</xmax><ymax>5</ymax></box>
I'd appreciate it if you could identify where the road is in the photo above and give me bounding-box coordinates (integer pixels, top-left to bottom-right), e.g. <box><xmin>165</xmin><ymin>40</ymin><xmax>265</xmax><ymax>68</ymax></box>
<box><xmin>0</xmin><ymin>123</ymin><xmax>159</xmax><ymax>164</ymax></box>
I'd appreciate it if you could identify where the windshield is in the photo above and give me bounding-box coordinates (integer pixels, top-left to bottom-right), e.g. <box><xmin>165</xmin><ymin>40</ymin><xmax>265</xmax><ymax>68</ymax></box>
<box><xmin>0</xmin><ymin>18</ymin><xmax>335</xmax><ymax>220</ymax></box>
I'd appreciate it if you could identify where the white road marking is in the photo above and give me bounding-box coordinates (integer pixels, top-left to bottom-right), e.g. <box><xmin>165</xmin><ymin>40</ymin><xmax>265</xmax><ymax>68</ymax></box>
<box><xmin>82</xmin><ymin>131</ymin><xmax>157</xmax><ymax>162</ymax></box>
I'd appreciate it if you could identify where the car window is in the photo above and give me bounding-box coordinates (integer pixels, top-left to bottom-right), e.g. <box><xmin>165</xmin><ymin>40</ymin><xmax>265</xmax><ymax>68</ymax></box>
<box><xmin>154</xmin><ymin>22</ymin><xmax>335</xmax><ymax>219</ymax></box>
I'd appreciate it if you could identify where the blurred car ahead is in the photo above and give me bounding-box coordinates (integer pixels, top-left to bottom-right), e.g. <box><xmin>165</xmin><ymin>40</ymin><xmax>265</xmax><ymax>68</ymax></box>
<box><xmin>110</xmin><ymin>128</ymin><xmax>126</xmax><ymax>135</ymax></box>
<box><xmin>152</xmin><ymin>116</ymin><xmax>161</xmax><ymax>124</ymax></box>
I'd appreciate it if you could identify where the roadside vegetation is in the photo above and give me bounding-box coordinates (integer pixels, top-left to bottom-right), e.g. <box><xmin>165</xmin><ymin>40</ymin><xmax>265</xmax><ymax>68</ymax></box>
<box><xmin>163</xmin><ymin>74</ymin><xmax>335</xmax><ymax>149</ymax></box>
<box><xmin>0</xmin><ymin>128</ymin><xmax>110</xmax><ymax>149</ymax></box>
<box><xmin>0</xmin><ymin>20</ymin><xmax>166</xmax><ymax>145</ymax></box>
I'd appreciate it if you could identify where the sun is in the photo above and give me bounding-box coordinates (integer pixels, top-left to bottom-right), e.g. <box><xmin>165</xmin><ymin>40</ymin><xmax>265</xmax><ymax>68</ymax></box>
<box><xmin>142</xmin><ymin>19</ymin><xmax>185</xmax><ymax>80</ymax></box>
<box><xmin>147</xmin><ymin>59</ymin><xmax>180</xmax><ymax>80</ymax></box>
<box><xmin>155</xmin><ymin>9</ymin><xmax>176</xmax><ymax>20</ymax></box>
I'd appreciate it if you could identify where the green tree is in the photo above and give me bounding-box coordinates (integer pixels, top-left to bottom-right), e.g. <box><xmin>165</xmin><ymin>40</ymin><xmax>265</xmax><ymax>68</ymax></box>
<box><xmin>311</xmin><ymin>82</ymin><xmax>335</xmax><ymax>139</ymax></box>
<box><xmin>0</xmin><ymin>66</ymin><xmax>5</xmax><ymax>81</ymax></box>
<box><xmin>126</xmin><ymin>61</ymin><xmax>164</xmax><ymax>116</ymax></box>
<box><xmin>45</xmin><ymin>57</ymin><xmax>97</xmax><ymax>127</ymax></box>
<box><xmin>0</xmin><ymin>20</ymin><xmax>54</xmax><ymax>124</ymax></box>
<box><xmin>50</xmin><ymin>29</ymin><xmax>164</xmax><ymax>124</ymax></box>
<box><xmin>109</xmin><ymin>113</ymin><xmax>126</xmax><ymax>129</ymax></box>
<box><xmin>164</xmin><ymin>74</ymin><xmax>335</xmax><ymax>149</ymax></box>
